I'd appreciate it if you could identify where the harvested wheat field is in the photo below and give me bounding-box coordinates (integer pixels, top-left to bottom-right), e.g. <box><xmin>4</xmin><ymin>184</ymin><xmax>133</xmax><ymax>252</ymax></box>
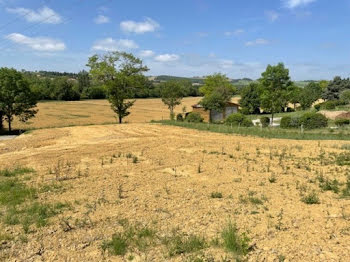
<box><xmin>11</xmin><ymin>97</ymin><xmax>201</xmax><ymax>130</ymax></box>
<box><xmin>1</xmin><ymin>123</ymin><xmax>350</xmax><ymax>261</ymax></box>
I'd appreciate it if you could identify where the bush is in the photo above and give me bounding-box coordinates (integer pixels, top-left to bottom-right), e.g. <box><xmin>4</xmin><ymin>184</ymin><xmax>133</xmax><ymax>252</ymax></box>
<box><xmin>320</xmin><ymin>100</ymin><xmax>347</xmax><ymax>110</ymax></box>
<box><xmin>335</xmin><ymin>118</ymin><xmax>350</xmax><ymax>127</ymax></box>
<box><xmin>314</xmin><ymin>104</ymin><xmax>321</xmax><ymax>111</ymax></box>
<box><xmin>286</xmin><ymin>107</ymin><xmax>295</xmax><ymax>112</ymax></box>
<box><xmin>186</xmin><ymin>112</ymin><xmax>203</xmax><ymax>123</ymax></box>
<box><xmin>225</xmin><ymin>113</ymin><xmax>253</xmax><ymax>127</ymax></box>
<box><xmin>176</xmin><ymin>113</ymin><xmax>184</xmax><ymax>122</ymax></box>
<box><xmin>299</xmin><ymin>112</ymin><xmax>328</xmax><ymax>129</ymax></box>
<box><xmin>280</xmin><ymin>116</ymin><xmax>300</xmax><ymax>129</ymax></box>
<box><xmin>260</xmin><ymin>117</ymin><xmax>270</xmax><ymax>128</ymax></box>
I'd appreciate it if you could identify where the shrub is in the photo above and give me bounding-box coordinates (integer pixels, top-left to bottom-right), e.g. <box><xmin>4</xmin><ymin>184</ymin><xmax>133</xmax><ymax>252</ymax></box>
<box><xmin>221</xmin><ymin>222</ymin><xmax>250</xmax><ymax>256</ymax></box>
<box><xmin>299</xmin><ymin>112</ymin><xmax>328</xmax><ymax>129</ymax></box>
<box><xmin>320</xmin><ymin>100</ymin><xmax>347</xmax><ymax>110</ymax></box>
<box><xmin>186</xmin><ymin>112</ymin><xmax>203</xmax><ymax>123</ymax></box>
<box><xmin>335</xmin><ymin>118</ymin><xmax>350</xmax><ymax>127</ymax></box>
<box><xmin>211</xmin><ymin>192</ymin><xmax>223</xmax><ymax>198</ymax></box>
<box><xmin>280</xmin><ymin>116</ymin><xmax>300</xmax><ymax>129</ymax></box>
<box><xmin>260</xmin><ymin>116</ymin><xmax>270</xmax><ymax>128</ymax></box>
<box><xmin>176</xmin><ymin>113</ymin><xmax>184</xmax><ymax>122</ymax></box>
<box><xmin>225</xmin><ymin>113</ymin><xmax>253</xmax><ymax>127</ymax></box>
<box><xmin>314</xmin><ymin>104</ymin><xmax>321</xmax><ymax>111</ymax></box>
<box><xmin>286</xmin><ymin>107</ymin><xmax>295</xmax><ymax>112</ymax></box>
<box><xmin>301</xmin><ymin>192</ymin><xmax>320</xmax><ymax>204</ymax></box>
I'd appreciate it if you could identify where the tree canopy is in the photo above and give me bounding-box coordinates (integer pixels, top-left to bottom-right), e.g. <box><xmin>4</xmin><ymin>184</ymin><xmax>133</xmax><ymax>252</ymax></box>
<box><xmin>259</xmin><ymin>63</ymin><xmax>292</xmax><ymax>121</ymax></box>
<box><xmin>0</xmin><ymin>68</ymin><xmax>38</xmax><ymax>132</ymax></box>
<box><xmin>160</xmin><ymin>80</ymin><xmax>186</xmax><ymax>120</ymax></box>
<box><xmin>199</xmin><ymin>73</ymin><xmax>236</xmax><ymax>112</ymax></box>
<box><xmin>87</xmin><ymin>52</ymin><xmax>149</xmax><ymax>124</ymax></box>
<box><xmin>239</xmin><ymin>82</ymin><xmax>262</xmax><ymax>114</ymax></box>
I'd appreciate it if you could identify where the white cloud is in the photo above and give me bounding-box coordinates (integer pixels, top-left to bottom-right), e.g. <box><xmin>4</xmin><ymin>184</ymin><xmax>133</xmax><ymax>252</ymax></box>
<box><xmin>245</xmin><ymin>38</ymin><xmax>270</xmax><ymax>46</ymax></box>
<box><xmin>94</xmin><ymin>15</ymin><xmax>110</xmax><ymax>24</ymax></box>
<box><xmin>265</xmin><ymin>10</ymin><xmax>280</xmax><ymax>22</ymax></box>
<box><xmin>154</xmin><ymin>54</ymin><xmax>179</xmax><ymax>62</ymax></box>
<box><xmin>5</xmin><ymin>33</ymin><xmax>66</xmax><ymax>51</ymax></box>
<box><xmin>6</xmin><ymin>6</ymin><xmax>62</xmax><ymax>24</ymax></box>
<box><xmin>283</xmin><ymin>0</ymin><xmax>316</xmax><ymax>9</ymax></box>
<box><xmin>120</xmin><ymin>18</ymin><xmax>160</xmax><ymax>34</ymax></box>
<box><xmin>92</xmin><ymin>38</ymin><xmax>139</xmax><ymax>51</ymax></box>
<box><xmin>224</xmin><ymin>29</ymin><xmax>245</xmax><ymax>37</ymax></box>
<box><xmin>139</xmin><ymin>50</ymin><xmax>155</xmax><ymax>57</ymax></box>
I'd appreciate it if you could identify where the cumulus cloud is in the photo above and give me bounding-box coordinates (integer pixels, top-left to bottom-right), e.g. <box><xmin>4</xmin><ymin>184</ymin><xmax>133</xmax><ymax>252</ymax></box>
<box><xmin>245</xmin><ymin>38</ymin><xmax>270</xmax><ymax>46</ymax></box>
<box><xmin>92</xmin><ymin>38</ymin><xmax>139</xmax><ymax>51</ymax></box>
<box><xmin>6</xmin><ymin>6</ymin><xmax>62</xmax><ymax>24</ymax></box>
<box><xmin>265</xmin><ymin>10</ymin><xmax>280</xmax><ymax>22</ymax></box>
<box><xmin>139</xmin><ymin>50</ymin><xmax>155</xmax><ymax>57</ymax></box>
<box><xmin>224</xmin><ymin>29</ymin><xmax>245</xmax><ymax>37</ymax></box>
<box><xmin>154</xmin><ymin>54</ymin><xmax>179</xmax><ymax>62</ymax></box>
<box><xmin>5</xmin><ymin>33</ymin><xmax>66</xmax><ymax>51</ymax></box>
<box><xmin>120</xmin><ymin>18</ymin><xmax>160</xmax><ymax>34</ymax></box>
<box><xmin>94</xmin><ymin>15</ymin><xmax>110</xmax><ymax>24</ymax></box>
<box><xmin>283</xmin><ymin>0</ymin><xmax>316</xmax><ymax>9</ymax></box>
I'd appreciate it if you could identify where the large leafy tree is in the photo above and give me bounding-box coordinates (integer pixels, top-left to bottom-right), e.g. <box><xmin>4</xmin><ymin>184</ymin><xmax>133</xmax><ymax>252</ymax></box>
<box><xmin>299</xmin><ymin>82</ymin><xmax>323</xmax><ymax>109</ymax></box>
<box><xmin>160</xmin><ymin>80</ymin><xmax>186</xmax><ymax>120</ymax></box>
<box><xmin>323</xmin><ymin>76</ymin><xmax>350</xmax><ymax>101</ymax></box>
<box><xmin>259</xmin><ymin>63</ymin><xmax>292</xmax><ymax>122</ymax></box>
<box><xmin>199</xmin><ymin>73</ymin><xmax>236</xmax><ymax>112</ymax></box>
<box><xmin>87</xmin><ymin>52</ymin><xmax>149</xmax><ymax>124</ymax></box>
<box><xmin>0</xmin><ymin>68</ymin><xmax>38</xmax><ymax>132</ymax></box>
<box><xmin>239</xmin><ymin>82</ymin><xmax>262</xmax><ymax>114</ymax></box>
<box><xmin>287</xmin><ymin>84</ymin><xmax>302</xmax><ymax>109</ymax></box>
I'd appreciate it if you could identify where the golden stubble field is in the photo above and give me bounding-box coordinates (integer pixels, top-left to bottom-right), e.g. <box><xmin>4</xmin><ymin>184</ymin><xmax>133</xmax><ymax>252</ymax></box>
<box><xmin>12</xmin><ymin>97</ymin><xmax>202</xmax><ymax>130</ymax></box>
<box><xmin>1</xmin><ymin>122</ymin><xmax>350</xmax><ymax>261</ymax></box>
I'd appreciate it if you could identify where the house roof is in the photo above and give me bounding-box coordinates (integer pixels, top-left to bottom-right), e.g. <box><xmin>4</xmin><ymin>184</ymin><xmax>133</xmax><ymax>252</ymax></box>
<box><xmin>192</xmin><ymin>102</ymin><xmax>239</xmax><ymax>108</ymax></box>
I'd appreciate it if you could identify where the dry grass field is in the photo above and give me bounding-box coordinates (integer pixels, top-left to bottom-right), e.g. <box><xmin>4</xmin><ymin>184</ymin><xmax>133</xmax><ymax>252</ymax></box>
<box><xmin>11</xmin><ymin>97</ymin><xmax>202</xmax><ymax>130</ymax></box>
<box><xmin>1</xmin><ymin>121</ymin><xmax>350</xmax><ymax>261</ymax></box>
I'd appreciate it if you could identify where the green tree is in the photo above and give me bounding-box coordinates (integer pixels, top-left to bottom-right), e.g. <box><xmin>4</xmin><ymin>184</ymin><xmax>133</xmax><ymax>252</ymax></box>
<box><xmin>52</xmin><ymin>77</ymin><xmax>80</xmax><ymax>101</ymax></box>
<box><xmin>239</xmin><ymin>82</ymin><xmax>262</xmax><ymax>114</ymax></box>
<box><xmin>299</xmin><ymin>82</ymin><xmax>322</xmax><ymax>110</ymax></box>
<box><xmin>0</xmin><ymin>68</ymin><xmax>38</xmax><ymax>132</ymax></box>
<box><xmin>288</xmin><ymin>84</ymin><xmax>302</xmax><ymax>109</ymax></box>
<box><xmin>0</xmin><ymin>110</ymin><xmax>3</xmax><ymax>131</ymax></box>
<box><xmin>341</xmin><ymin>89</ymin><xmax>350</xmax><ymax>104</ymax></box>
<box><xmin>160</xmin><ymin>80</ymin><xmax>185</xmax><ymax>120</ymax></box>
<box><xmin>323</xmin><ymin>76</ymin><xmax>350</xmax><ymax>101</ymax></box>
<box><xmin>259</xmin><ymin>63</ymin><xmax>292</xmax><ymax>122</ymax></box>
<box><xmin>87</xmin><ymin>52</ymin><xmax>149</xmax><ymax>124</ymax></box>
<box><xmin>199</xmin><ymin>73</ymin><xmax>236</xmax><ymax>112</ymax></box>
<box><xmin>77</xmin><ymin>70</ymin><xmax>91</xmax><ymax>96</ymax></box>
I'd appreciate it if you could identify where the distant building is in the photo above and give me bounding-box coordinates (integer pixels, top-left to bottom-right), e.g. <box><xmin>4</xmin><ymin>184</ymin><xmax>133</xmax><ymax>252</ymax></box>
<box><xmin>191</xmin><ymin>102</ymin><xmax>239</xmax><ymax>122</ymax></box>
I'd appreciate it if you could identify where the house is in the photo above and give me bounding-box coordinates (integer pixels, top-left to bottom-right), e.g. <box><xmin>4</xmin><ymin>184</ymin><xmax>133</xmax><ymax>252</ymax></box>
<box><xmin>191</xmin><ymin>102</ymin><xmax>239</xmax><ymax>122</ymax></box>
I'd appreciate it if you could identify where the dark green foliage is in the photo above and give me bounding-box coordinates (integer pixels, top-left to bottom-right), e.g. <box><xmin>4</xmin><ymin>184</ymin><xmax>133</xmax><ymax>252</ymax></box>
<box><xmin>340</xmin><ymin>89</ymin><xmax>350</xmax><ymax>104</ymax></box>
<box><xmin>318</xmin><ymin>178</ymin><xmax>340</xmax><ymax>193</ymax></box>
<box><xmin>299</xmin><ymin>112</ymin><xmax>328</xmax><ymax>129</ymax></box>
<box><xmin>0</xmin><ymin>68</ymin><xmax>38</xmax><ymax>131</ymax></box>
<box><xmin>260</xmin><ymin>116</ymin><xmax>270</xmax><ymax>128</ymax></box>
<box><xmin>319</xmin><ymin>100</ymin><xmax>347</xmax><ymax>110</ymax></box>
<box><xmin>335</xmin><ymin>119</ymin><xmax>350</xmax><ymax>127</ymax></box>
<box><xmin>186</xmin><ymin>112</ymin><xmax>203</xmax><ymax>123</ymax></box>
<box><xmin>301</xmin><ymin>192</ymin><xmax>320</xmax><ymax>204</ymax></box>
<box><xmin>280</xmin><ymin>116</ymin><xmax>300</xmax><ymax>129</ymax></box>
<box><xmin>239</xmin><ymin>83</ymin><xmax>262</xmax><ymax>114</ymax></box>
<box><xmin>225</xmin><ymin>113</ymin><xmax>253</xmax><ymax>127</ymax></box>
<box><xmin>323</xmin><ymin>76</ymin><xmax>350</xmax><ymax>101</ymax></box>
<box><xmin>221</xmin><ymin>222</ymin><xmax>250</xmax><ymax>256</ymax></box>
<box><xmin>176</xmin><ymin>113</ymin><xmax>184</xmax><ymax>121</ymax></box>
<box><xmin>52</xmin><ymin>77</ymin><xmax>80</xmax><ymax>101</ymax></box>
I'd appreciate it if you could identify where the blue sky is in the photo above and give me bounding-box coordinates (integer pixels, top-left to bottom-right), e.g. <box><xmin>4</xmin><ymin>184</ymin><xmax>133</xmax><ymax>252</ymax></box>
<box><xmin>0</xmin><ymin>0</ymin><xmax>349</xmax><ymax>80</ymax></box>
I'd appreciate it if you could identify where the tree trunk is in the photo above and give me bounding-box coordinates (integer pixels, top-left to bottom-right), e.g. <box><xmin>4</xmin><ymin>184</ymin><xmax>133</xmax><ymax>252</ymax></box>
<box><xmin>8</xmin><ymin>119</ymin><xmax>11</xmax><ymax>132</ymax></box>
<box><xmin>118</xmin><ymin>115</ymin><xmax>122</xmax><ymax>124</ymax></box>
<box><xmin>0</xmin><ymin>112</ymin><xmax>3</xmax><ymax>130</ymax></box>
<box><xmin>170</xmin><ymin>107</ymin><xmax>174</xmax><ymax>120</ymax></box>
<box><xmin>271</xmin><ymin>112</ymin><xmax>274</xmax><ymax>127</ymax></box>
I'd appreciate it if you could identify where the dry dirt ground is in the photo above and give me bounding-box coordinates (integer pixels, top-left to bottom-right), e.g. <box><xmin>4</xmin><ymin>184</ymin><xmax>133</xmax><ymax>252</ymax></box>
<box><xmin>1</xmin><ymin>123</ymin><xmax>350</xmax><ymax>261</ymax></box>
